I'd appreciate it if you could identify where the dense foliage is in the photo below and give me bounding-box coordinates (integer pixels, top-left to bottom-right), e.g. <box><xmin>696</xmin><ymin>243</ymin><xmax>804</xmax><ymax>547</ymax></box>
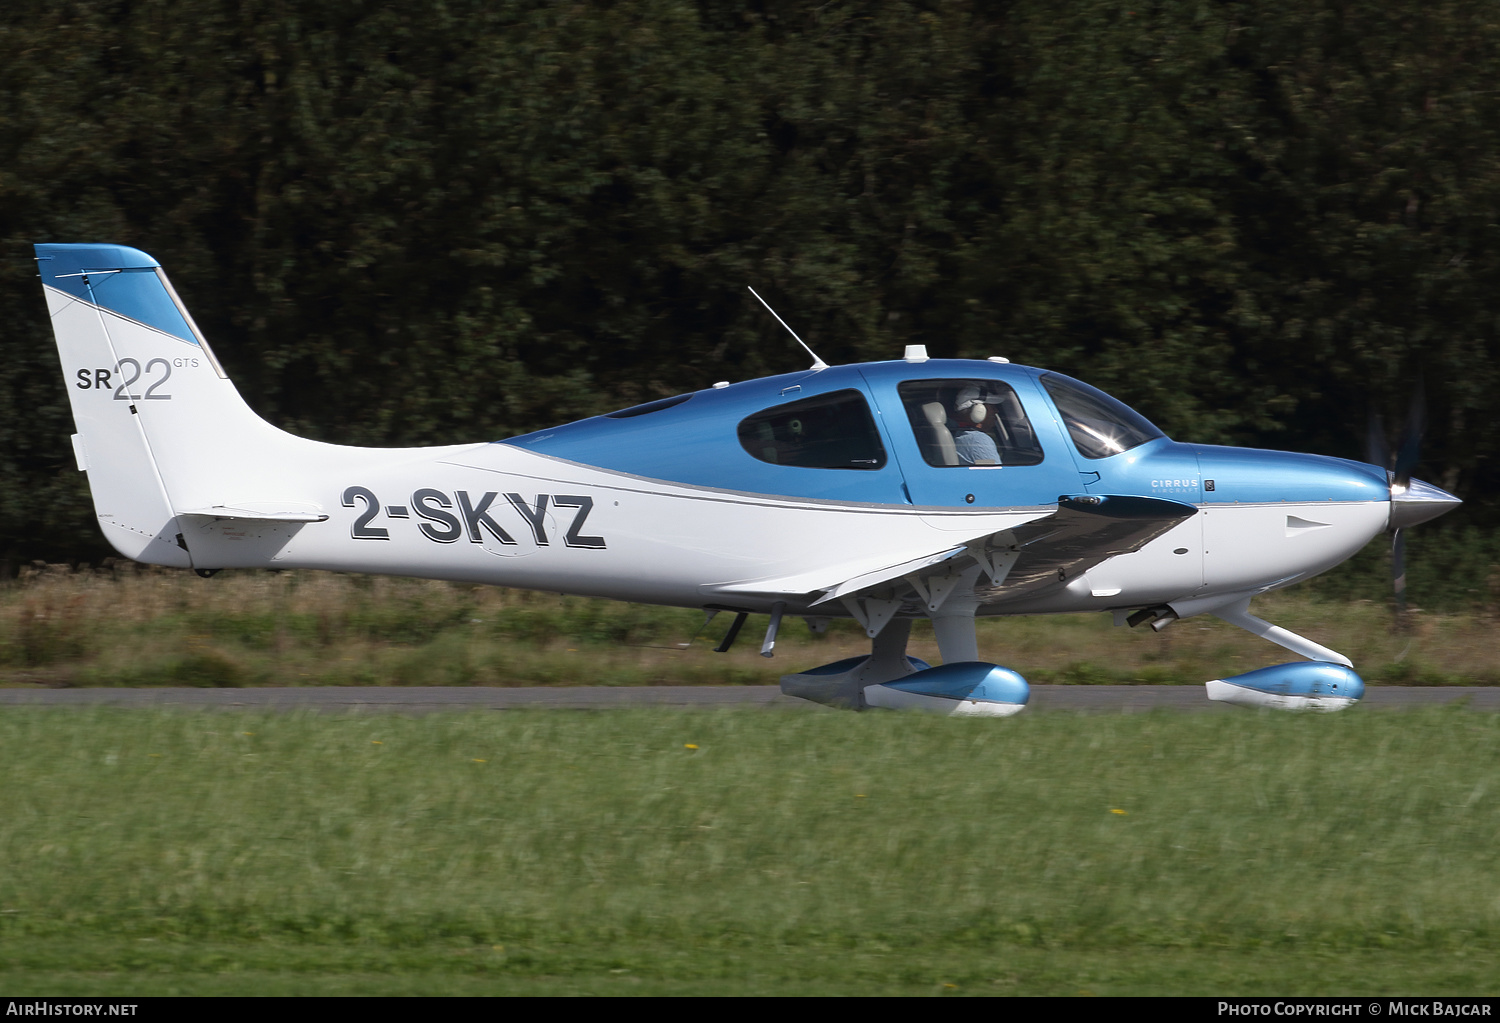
<box><xmin>3</xmin><ymin>0</ymin><xmax>1499</xmax><ymax>564</ymax></box>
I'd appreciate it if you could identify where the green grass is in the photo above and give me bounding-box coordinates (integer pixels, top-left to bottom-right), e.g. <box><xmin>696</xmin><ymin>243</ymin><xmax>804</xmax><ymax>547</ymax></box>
<box><xmin>3</xmin><ymin>563</ymin><xmax>1500</xmax><ymax>690</ymax></box>
<box><xmin>1</xmin><ymin>707</ymin><xmax>1498</xmax><ymax>994</ymax></box>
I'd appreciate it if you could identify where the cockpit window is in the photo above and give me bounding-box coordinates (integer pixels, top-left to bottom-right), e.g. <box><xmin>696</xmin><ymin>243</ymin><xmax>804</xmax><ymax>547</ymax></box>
<box><xmin>897</xmin><ymin>379</ymin><xmax>1044</xmax><ymax>467</ymax></box>
<box><xmin>1040</xmin><ymin>372</ymin><xmax>1164</xmax><ymax>459</ymax></box>
<box><xmin>738</xmin><ymin>389</ymin><xmax>887</xmax><ymax>470</ymax></box>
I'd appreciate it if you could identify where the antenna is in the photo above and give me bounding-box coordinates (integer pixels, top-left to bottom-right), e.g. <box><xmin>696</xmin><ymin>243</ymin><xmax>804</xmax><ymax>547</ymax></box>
<box><xmin>747</xmin><ymin>286</ymin><xmax>828</xmax><ymax>371</ymax></box>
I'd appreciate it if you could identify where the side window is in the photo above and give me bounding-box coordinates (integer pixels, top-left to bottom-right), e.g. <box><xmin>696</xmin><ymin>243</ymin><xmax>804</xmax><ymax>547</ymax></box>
<box><xmin>738</xmin><ymin>389</ymin><xmax>887</xmax><ymax>470</ymax></box>
<box><xmin>897</xmin><ymin>379</ymin><xmax>1044</xmax><ymax>467</ymax></box>
<box><xmin>1039</xmin><ymin>372</ymin><xmax>1164</xmax><ymax>459</ymax></box>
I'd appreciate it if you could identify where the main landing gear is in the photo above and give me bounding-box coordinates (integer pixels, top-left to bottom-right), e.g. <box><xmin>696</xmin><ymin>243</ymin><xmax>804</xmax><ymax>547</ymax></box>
<box><xmin>779</xmin><ymin>610</ymin><xmax>1030</xmax><ymax>717</ymax></box>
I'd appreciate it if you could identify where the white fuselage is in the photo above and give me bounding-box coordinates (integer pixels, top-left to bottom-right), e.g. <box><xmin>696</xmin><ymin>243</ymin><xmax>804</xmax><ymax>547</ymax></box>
<box><xmin>180</xmin><ymin>440</ymin><xmax>1391</xmax><ymax>618</ymax></box>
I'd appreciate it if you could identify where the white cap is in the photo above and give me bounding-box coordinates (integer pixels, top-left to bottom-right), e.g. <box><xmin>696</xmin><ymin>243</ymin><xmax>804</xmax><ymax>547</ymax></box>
<box><xmin>712</xmin><ymin>381</ymin><xmax>730</xmax><ymax>389</ymax></box>
<box><xmin>904</xmin><ymin>345</ymin><xmax>929</xmax><ymax>362</ymax></box>
<box><xmin>987</xmin><ymin>356</ymin><xmax>1010</xmax><ymax>364</ymax></box>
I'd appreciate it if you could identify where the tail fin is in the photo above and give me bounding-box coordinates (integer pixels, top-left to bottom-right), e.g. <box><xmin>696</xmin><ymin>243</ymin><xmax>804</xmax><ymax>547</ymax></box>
<box><xmin>36</xmin><ymin>243</ymin><xmax>328</xmax><ymax>566</ymax></box>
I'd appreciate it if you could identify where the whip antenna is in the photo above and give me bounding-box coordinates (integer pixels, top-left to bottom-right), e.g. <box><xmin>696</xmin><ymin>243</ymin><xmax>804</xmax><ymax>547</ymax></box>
<box><xmin>748</xmin><ymin>286</ymin><xmax>828</xmax><ymax>371</ymax></box>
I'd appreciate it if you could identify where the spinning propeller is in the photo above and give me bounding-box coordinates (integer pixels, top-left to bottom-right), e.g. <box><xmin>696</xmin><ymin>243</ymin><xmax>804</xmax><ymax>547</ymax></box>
<box><xmin>1366</xmin><ymin>379</ymin><xmax>1457</xmax><ymax>620</ymax></box>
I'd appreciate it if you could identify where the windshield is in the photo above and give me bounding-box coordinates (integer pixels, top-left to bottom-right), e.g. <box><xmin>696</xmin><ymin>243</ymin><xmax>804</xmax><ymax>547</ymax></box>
<box><xmin>1039</xmin><ymin>372</ymin><xmax>1165</xmax><ymax>459</ymax></box>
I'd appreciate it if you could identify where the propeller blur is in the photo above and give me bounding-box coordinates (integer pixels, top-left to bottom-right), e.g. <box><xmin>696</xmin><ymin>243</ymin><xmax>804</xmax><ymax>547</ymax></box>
<box><xmin>34</xmin><ymin>243</ymin><xmax>1462</xmax><ymax>714</ymax></box>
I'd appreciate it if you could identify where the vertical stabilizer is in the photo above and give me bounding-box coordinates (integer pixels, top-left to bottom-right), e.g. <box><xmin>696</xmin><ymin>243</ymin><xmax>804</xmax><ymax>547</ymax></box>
<box><xmin>37</xmin><ymin>243</ymin><xmax>486</xmax><ymax>571</ymax></box>
<box><xmin>37</xmin><ymin>244</ymin><xmax>200</xmax><ymax>565</ymax></box>
<box><xmin>36</xmin><ymin>243</ymin><xmax>323</xmax><ymax>567</ymax></box>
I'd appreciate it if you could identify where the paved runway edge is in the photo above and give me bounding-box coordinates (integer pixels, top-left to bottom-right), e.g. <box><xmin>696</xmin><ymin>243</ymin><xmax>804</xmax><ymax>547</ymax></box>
<box><xmin>1</xmin><ymin>685</ymin><xmax>1498</xmax><ymax>711</ymax></box>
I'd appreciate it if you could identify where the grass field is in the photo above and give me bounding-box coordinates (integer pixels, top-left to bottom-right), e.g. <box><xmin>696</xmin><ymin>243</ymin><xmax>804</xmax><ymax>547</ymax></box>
<box><xmin>2</xmin><ymin>563</ymin><xmax>1499</xmax><ymax>690</ymax></box>
<box><xmin>1</xmin><ymin>706</ymin><xmax>1498</xmax><ymax>995</ymax></box>
<box><xmin>3</xmin><ymin>560</ymin><xmax>1498</xmax><ymax>994</ymax></box>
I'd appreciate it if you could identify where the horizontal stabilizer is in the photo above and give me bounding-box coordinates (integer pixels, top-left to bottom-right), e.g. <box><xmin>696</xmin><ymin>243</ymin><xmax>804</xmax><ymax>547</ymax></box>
<box><xmin>178</xmin><ymin>504</ymin><xmax>328</xmax><ymax>523</ymax></box>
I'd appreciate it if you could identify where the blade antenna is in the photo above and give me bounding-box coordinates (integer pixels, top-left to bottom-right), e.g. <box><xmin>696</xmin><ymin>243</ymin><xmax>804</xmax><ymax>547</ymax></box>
<box><xmin>748</xmin><ymin>286</ymin><xmax>828</xmax><ymax>371</ymax></box>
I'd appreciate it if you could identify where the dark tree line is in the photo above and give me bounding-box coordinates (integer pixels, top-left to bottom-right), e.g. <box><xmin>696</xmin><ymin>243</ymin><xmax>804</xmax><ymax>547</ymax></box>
<box><xmin>3</xmin><ymin>0</ymin><xmax>1500</xmax><ymax>565</ymax></box>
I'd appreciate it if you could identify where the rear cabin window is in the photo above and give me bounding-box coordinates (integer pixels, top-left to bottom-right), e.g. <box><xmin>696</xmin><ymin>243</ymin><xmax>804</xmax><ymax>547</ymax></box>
<box><xmin>738</xmin><ymin>389</ymin><xmax>887</xmax><ymax>470</ymax></box>
<box><xmin>897</xmin><ymin>379</ymin><xmax>1045</xmax><ymax>467</ymax></box>
<box><xmin>1039</xmin><ymin>372</ymin><xmax>1164</xmax><ymax>459</ymax></box>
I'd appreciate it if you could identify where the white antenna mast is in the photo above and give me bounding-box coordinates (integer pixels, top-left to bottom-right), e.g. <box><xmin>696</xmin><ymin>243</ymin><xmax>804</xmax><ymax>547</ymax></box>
<box><xmin>748</xmin><ymin>286</ymin><xmax>828</xmax><ymax>371</ymax></box>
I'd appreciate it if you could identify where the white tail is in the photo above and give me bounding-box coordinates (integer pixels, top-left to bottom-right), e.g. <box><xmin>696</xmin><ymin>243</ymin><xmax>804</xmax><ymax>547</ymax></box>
<box><xmin>35</xmin><ymin>243</ymin><xmax>474</xmax><ymax>569</ymax></box>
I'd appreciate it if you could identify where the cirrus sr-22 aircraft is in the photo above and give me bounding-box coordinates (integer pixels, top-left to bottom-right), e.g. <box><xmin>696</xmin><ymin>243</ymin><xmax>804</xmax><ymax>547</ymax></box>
<box><xmin>35</xmin><ymin>242</ymin><xmax>1462</xmax><ymax>714</ymax></box>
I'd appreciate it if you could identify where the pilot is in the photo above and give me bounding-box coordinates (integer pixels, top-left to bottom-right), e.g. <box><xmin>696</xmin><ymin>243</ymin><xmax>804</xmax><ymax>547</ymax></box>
<box><xmin>953</xmin><ymin>386</ymin><xmax>1001</xmax><ymax>466</ymax></box>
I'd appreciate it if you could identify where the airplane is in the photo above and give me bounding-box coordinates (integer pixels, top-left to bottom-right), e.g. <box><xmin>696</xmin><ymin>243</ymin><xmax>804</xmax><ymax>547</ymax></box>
<box><xmin>33</xmin><ymin>242</ymin><xmax>1463</xmax><ymax>715</ymax></box>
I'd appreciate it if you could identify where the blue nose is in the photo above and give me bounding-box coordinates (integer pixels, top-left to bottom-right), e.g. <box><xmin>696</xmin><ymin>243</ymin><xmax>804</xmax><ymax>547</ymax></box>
<box><xmin>1193</xmin><ymin>446</ymin><xmax>1392</xmax><ymax>504</ymax></box>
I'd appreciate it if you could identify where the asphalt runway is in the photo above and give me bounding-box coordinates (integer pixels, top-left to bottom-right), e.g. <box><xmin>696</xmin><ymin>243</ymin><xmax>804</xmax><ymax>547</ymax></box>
<box><xmin>1</xmin><ymin>685</ymin><xmax>1497</xmax><ymax>712</ymax></box>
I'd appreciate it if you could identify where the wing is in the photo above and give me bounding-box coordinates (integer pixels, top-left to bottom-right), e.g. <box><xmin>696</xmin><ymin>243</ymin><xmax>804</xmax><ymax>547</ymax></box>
<box><xmin>969</xmin><ymin>495</ymin><xmax>1196</xmax><ymax>608</ymax></box>
<box><xmin>706</xmin><ymin>495</ymin><xmax>1195</xmax><ymax>627</ymax></box>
